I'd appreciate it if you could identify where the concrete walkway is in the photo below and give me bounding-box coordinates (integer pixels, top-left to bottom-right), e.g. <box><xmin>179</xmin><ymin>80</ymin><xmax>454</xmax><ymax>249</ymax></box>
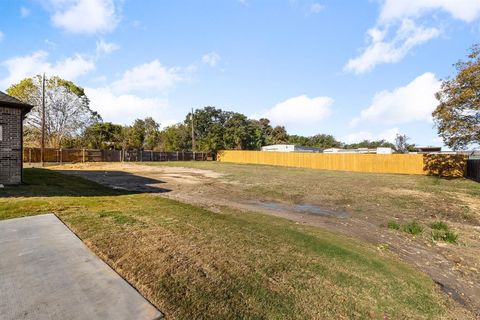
<box><xmin>0</xmin><ymin>214</ymin><xmax>162</xmax><ymax>320</ymax></box>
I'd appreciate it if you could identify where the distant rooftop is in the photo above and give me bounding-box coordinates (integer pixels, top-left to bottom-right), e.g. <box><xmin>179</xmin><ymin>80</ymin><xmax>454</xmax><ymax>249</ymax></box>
<box><xmin>261</xmin><ymin>144</ymin><xmax>323</xmax><ymax>153</ymax></box>
<box><xmin>415</xmin><ymin>147</ymin><xmax>442</xmax><ymax>153</ymax></box>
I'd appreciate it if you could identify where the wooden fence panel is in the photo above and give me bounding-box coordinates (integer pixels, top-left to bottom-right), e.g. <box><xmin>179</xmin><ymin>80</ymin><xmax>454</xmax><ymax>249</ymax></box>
<box><xmin>467</xmin><ymin>159</ymin><xmax>480</xmax><ymax>182</ymax></box>
<box><xmin>23</xmin><ymin>148</ymin><xmax>214</xmax><ymax>163</ymax></box>
<box><xmin>217</xmin><ymin>150</ymin><xmax>467</xmax><ymax>177</ymax></box>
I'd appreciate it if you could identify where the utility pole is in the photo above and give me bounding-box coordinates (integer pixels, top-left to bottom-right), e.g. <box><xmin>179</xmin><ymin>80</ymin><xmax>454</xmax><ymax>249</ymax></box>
<box><xmin>191</xmin><ymin>107</ymin><xmax>195</xmax><ymax>152</ymax></box>
<box><xmin>41</xmin><ymin>73</ymin><xmax>46</xmax><ymax>167</ymax></box>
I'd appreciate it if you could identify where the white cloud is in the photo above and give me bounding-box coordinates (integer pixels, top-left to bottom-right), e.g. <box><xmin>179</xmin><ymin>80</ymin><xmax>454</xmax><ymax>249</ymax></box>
<box><xmin>85</xmin><ymin>58</ymin><xmax>193</xmax><ymax>125</ymax></box>
<box><xmin>261</xmin><ymin>95</ymin><xmax>333</xmax><ymax>126</ymax></box>
<box><xmin>85</xmin><ymin>87</ymin><xmax>169</xmax><ymax>125</ymax></box>
<box><xmin>345</xmin><ymin>19</ymin><xmax>440</xmax><ymax>74</ymax></box>
<box><xmin>350</xmin><ymin>72</ymin><xmax>440</xmax><ymax>126</ymax></box>
<box><xmin>49</xmin><ymin>0</ymin><xmax>119</xmax><ymax>34</ymax></box>
<box><xmin>379</xmin><ymin>0</ymin><xmax>480</xmax><ymax>23</ymax></box>
<box><xmin>111</xmin><ymin>60</ymin><xmax>186</xmax><ymax>94</ymax></box>
<box><xmin>96</xmin><ymin>39</ymin><xmax>119</xmax><ymax>56</ymax></box>
<box><xmin>309</xmin><ymin>3</ymin><xmax>323</xmax><ymax>14</ymax></box>
<box><xmin>0</xmin><ymin>50</ymin><xmax>95</xmax><ymax>88</ymax></box>
<box><xmin>346</xmin><ymin>0</ymin><xmax>480</xmax><ymax>74</ymax></box>
<box><xmin>342</xmin><ymin>128</ymin><xmax>399</xmax><ymax>144</ymax></box>
<box><xmin>20</xmin><ymin>7</ymin><xmax>31</xmax><ymax>18</ymax></box>
<box><xmin>202</xmin><ymin>52</ymin><xmax>221</xmax><ymax>67</ymax></box>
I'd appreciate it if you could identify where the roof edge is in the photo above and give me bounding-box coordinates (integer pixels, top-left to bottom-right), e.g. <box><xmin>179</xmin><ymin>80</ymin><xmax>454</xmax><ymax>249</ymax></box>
<box><xmin>0</xmin><ymin>91</ymin><xmax>34</xmax><ymax>113</ymax></box>
<box><xmin>0</xmin><ymin>100</ymin><xmax>34</xmax><ymax>113</ymax></box>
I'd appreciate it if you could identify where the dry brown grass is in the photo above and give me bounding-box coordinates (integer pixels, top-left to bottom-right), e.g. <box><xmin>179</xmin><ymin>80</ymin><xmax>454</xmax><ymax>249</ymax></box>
<box><xmin>0</xmin><ymin>169</ymin><xmax>468</xmax><ymax>319</ymax></box>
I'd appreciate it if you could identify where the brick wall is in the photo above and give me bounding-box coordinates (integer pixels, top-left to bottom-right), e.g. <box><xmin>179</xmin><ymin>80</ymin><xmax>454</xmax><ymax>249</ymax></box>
<box><xmin>0</xmin><ymin>106</ymin><xmax>22</xmax><ymax>184</ymax></box>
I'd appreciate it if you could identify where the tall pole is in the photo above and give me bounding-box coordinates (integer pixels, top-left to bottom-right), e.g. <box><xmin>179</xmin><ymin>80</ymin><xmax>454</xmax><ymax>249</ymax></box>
<box><xmin>41</xmin><ymin>73</ymin><xmax>46</xmax><ymax>167</ymax></box>
<box><xmin>191</xmin><ymin>107</ymin><xmax>195</xmax><ymax>152</ymax></box>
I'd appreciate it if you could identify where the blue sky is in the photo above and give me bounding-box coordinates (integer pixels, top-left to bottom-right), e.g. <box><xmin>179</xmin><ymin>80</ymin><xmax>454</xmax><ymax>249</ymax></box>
<box><xmin>0</xmin><ymin>0</ymin><xmax>479</xmax><ymax>147</ymax></box>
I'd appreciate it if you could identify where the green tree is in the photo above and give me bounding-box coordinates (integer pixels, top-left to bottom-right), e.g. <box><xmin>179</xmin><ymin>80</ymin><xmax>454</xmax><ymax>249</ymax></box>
<box><xmin>127</xmin><ymin>119</ymin><xmax>146</xmax><ymax>149</ymax></box>
<box><xmin>160</xmin><ymin>124</ymin><xmax>191</xmax><ymax>151</ymax></box>
<box><xmin>185</xmin><ymin>107</ymin><xmax>227</xmax><ymax>152</ymax></box>
<box><xmin>308</xmin><ymin>134</ymin><xmax>341</xmax><ymax>149</ymax></box>
<box><xmin>250</xmin><ymin>118</ymin><xmax>275</xmax><ymax>148</ymax></box>
<box><xmin>344</xmin><ymin>140</ymin><xmax>395</xmax><ymax>149</ymax></box>
<box><xmin>288</xmin><ymin>135</ymin><xmax>310</xmax><ymax>146</ymax></box>
<box><xmin>184</xmin><ymin>107</ymin><xmax>259</xmax><ymax>152</ymax></box>
<box><xmin>143</xmin><ymin>117</ymin><xmax>161</xmax><ymax>150</ymax></box>
<box><xmin>60</xmin><ymin>136</ymin><xmax>85</xmax><ymax>149</ymax></box>
<box><xmin>433</xmin><ymin>44</ymin><xmax>480</xmax><ymax>149</ymax></box>
<box><xmin>288</xmin><ymin>134</ymin><xmax>341</xmax><ymax>149</ymax></box>
<box><xmin>271</xmin><ymin>126</ymin><xmax>288</xmax><ymax>144</ymax></box>
<box><xmin>83</xmin><ymin>122</ymin><xmax>124</xmax><ymax>149</ymax></box>
<box><xmin>223</xmin><ymin>113</ymin><xmax>256</xmax><ymax>150</ymax></box>
<box><xmin>6</xmin><ymin>75</ymin><xmax>101</xmax><ymax>148</ymax></box>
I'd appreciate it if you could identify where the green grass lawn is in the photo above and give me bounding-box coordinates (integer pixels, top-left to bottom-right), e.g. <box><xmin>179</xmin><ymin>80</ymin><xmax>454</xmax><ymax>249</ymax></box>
<box><xmin>0</xmin><ymin>168</ymin><xmax>460</xmax><ymax>319</ymax></box>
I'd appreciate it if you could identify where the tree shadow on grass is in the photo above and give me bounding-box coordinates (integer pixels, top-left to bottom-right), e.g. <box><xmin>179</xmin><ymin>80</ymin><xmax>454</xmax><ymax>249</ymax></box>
<box><xmin>0</xmin><ymin>168</ymin><xmax>171</xmax><ymax>198</ymax></box>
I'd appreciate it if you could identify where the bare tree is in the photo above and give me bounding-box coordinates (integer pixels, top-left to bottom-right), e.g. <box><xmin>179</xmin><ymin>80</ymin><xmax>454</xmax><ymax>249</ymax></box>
<box><xmin>395</xmin><ymin>134</ymin><xmax>411</xmax><ymax>153</ymax></box>
<box><xmin>7</xmin><ymin>75</ymin><xmax>101</xmax><ymax>147</ymax></box>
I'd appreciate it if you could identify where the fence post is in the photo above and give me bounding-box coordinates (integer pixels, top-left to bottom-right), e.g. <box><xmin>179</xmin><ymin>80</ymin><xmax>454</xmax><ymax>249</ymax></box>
<box><xmin>60</xmin><ymin>148</ymin><xmax>63</xmax><ymax>165</ymax></box>
<box><xmin>83</xmin><ymin>149</ymin><xmax>86</xmax><ymax>163</ymax></box>
<box><xmin>151</xmin><ymin>150</ymin><xmax>154</xmax><ymax>161</ymax></box>
<box><xmin>176</xmin><ymin>151</ymin><xmax>179</xmax><ymax>161</ymax></box>
<box><xmin>140</xmin><ymin>150</ymin><xmax>143</xmax><ymax>162</ymax></box>
<box><xmin>193</xmin><ymin>151</ymin><xmax>196</xmax><ymax>161</ymax></box>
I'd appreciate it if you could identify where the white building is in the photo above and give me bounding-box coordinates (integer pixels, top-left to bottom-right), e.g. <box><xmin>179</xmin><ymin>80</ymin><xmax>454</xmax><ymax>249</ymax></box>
<box><xmin>261</xmin><ymin>144</ymin><xmax>322</xmax><ymax>153</ymax></box>
<box><xmin>323</xmin><ymin>147</ymin><xmax>393</xmax><ymax>154</ymax></box>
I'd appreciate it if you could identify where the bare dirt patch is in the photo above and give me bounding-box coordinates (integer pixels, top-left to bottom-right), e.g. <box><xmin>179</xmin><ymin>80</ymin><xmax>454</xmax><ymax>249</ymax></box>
<box><xmin>50</xmin><ymin>162</ymin><xmax>480</xmax><ymax>317</ymax></box>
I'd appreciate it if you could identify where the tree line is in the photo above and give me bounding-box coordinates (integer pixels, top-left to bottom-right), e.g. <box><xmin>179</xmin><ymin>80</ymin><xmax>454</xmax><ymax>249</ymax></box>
<box><xmin>5</xmin><ymin>77</ymin><xmax>411</xmax><ymax>152</ymax></box>
<box><xmin>6</xmin><ymin>43</ymin><xmax>480</xmax><ymax>152</ymax></box>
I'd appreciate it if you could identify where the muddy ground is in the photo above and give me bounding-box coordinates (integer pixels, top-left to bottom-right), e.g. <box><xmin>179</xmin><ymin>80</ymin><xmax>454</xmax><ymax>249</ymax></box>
<box><xmin>46</xmin><ymin>162</ymin><xmax>480</xmax><ymax>317</ymax></box>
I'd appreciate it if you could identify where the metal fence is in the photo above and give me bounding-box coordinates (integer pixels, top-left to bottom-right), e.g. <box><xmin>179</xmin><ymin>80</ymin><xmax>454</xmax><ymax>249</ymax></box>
<box><xmin>466</xmin><ymin>159</ymin><xmax>480</xmax><ymax>182</ymax></box>
<box><xmin>23</xmin><ymin>147</ymin><xmax>215</xmax><ymax>163</ymax></box>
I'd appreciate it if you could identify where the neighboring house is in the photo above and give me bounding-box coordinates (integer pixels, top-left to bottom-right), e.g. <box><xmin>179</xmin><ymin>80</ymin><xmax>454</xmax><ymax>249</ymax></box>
<box><xmin>0</xmin><ymin>91</ymin><xmax>33</xmax><ymax>185</ymax></box>
<box><xmin>323</xmin><ymin>147</ymin><xmax>393</xmax><ymax>154</ymax></box>
<box><xmin>414</xmin><ymin>147</ymin><xmax>442</xmax><ymax>153</ymax></box>
<box><xmin>261</xmin><ymin>144</ymin><xmax>323</xmax><ymax>153</ymax></box>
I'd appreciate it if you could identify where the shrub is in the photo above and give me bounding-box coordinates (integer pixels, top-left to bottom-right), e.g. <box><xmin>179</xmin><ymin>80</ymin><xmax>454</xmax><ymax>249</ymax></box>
<box><xmin>431</xmin><ymin>221</ymin><xmax>449</xmax><ymax>231</ymax></box>
<box><xmin>432</xmin><ymin>230</ymin><xmax>458</xmax><ymax>244</ymax></box>
<box><xmin>387</xmin><ymin>220</ymin><xmax>400</xmax><ymax>230</ymax></box>
<box><xmin>402</xmin><ymin>222</ymin><xmax>423</xmax><ymax>235</ymax></box>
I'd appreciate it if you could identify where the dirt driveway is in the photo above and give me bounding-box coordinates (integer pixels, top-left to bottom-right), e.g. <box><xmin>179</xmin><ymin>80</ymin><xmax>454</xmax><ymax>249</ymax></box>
<box><xmin>49</xmin><ymin>162</ymin><xmax>480</xmax><ymax>317</ymax></box>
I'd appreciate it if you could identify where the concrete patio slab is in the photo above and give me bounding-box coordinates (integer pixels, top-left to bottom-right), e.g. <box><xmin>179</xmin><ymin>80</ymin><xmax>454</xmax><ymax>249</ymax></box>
<box><xmin>0</xmin><ymin>214</ymin><xmax>163</xmax><ymax>320</ymax></box>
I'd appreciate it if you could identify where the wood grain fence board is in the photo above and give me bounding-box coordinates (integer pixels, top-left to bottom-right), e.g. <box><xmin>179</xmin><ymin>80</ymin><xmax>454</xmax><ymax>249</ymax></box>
<box><xmin>467</xmin><ymin>159</ymin><xmax>480</xmax><ymax>182</ymax></box>
<box><xmin>23</xmin><ymin>148</ymin><xmax>214</xmax><ymax>163</ymax></box>
<box><xmin>217</xmin><ymin>150</ymin><xmax>467</xmax><ymax>177</ymax></box>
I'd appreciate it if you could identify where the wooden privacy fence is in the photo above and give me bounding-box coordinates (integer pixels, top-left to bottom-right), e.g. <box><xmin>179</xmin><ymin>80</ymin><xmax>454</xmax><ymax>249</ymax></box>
<box><xmin>23</xmin><ymin>147</ymin><xmax>215</xmax><ymax>163</ymax></box>
<box><xmin>467</xmin><ymin>159</ymin><xmax>480</xmax><ymax>182</ymax></box>
<box><xmin>217</xmin><ymin>150</ymin><xmax>467</xmax><ymax>177</ymax></box>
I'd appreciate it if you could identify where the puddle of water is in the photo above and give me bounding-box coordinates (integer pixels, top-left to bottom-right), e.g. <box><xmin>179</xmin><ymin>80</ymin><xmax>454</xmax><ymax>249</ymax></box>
<box><xmin>252</xmin><ymin>201</ymin><xmax>350</xmax><ymax>218</ymax></box>
<box><xmin>434</xmin><ymin>281</ymin><xmax>468</xmax><ymax>309</ymax></box>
